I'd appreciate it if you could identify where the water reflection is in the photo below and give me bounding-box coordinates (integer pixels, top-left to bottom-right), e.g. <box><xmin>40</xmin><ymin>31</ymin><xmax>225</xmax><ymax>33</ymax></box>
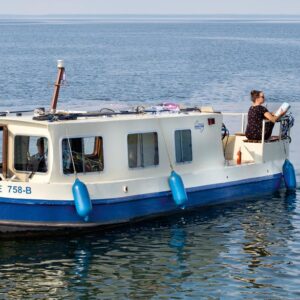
<box><xmin>221</xmin><ymin>191</ymin><xmax>298</xmax><ymax>298</ymax></box>
<box><xmin>0</xmin><ymin>191</ymin><xmax>299</xmax><ymax>299</ymax></box>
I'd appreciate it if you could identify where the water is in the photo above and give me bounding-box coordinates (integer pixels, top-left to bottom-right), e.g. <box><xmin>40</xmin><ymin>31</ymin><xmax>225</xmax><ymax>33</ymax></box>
<box><xmin>0</xmin><ymin>15</ymin><xmax>300</xmax><ymax>299</ymax></box>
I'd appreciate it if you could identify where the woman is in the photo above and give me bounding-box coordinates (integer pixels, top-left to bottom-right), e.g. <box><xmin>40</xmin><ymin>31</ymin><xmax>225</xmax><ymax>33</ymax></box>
<box><xmin>245</xmin><ymin>90</ymin><xmax>286</xmax><ymax>140</ymax></box>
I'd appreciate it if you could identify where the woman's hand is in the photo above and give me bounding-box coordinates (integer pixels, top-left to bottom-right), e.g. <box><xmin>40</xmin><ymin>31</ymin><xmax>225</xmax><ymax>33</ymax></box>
<box><xmin>264</xmin><ymin>110</ymin><xmax>286</xmax><ymax>123</ymax></box>
<box><xmin>279</xmin><ymin>109</ymin><xmax>287</xmax><ymax>117</ymax></box>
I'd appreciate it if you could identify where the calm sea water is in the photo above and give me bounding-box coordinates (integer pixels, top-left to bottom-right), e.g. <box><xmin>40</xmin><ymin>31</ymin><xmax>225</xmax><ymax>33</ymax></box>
<box><xmin>0</xmin><ymin>15</ymin><xmax>300</xmax><ymax>299</ymax></box>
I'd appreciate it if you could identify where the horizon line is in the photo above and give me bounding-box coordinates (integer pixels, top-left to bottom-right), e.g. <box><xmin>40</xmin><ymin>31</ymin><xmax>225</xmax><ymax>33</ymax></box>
<box><xmin>1</xmin><ymin>13</ymin><xmax>300</xmax><ymax>16</ymax></box>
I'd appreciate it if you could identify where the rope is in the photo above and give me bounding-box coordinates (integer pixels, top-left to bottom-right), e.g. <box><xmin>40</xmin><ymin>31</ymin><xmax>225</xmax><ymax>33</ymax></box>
<box><xmin>222</xmin><ymin>123</ymin><xmax>230</xmax><ymax>157</ymax></box>
<box><xmin>280</xmin><ymin>113</ymin><xmax>294</xmax><ymax>142</ymax></box>
<box><xmin>158</xmin><ymin>119</ymin><xmax>174</xmax><ymax>171</ymax></box>
<box><xmin>279</xmin><ymin>113</ymin><xmax>294</xmax><ymax>158</ymax></box>
<box><xmin>65</xmin><ymin>129</ymin><xmax>77</xmax><ymax>178</ymax></box>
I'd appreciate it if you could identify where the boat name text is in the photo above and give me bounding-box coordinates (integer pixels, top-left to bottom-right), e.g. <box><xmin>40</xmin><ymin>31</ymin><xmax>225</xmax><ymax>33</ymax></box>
<box><xmin>0</xmin><ymin>185</ymin><xmax>32</xmax><ymax>194</ymax></box>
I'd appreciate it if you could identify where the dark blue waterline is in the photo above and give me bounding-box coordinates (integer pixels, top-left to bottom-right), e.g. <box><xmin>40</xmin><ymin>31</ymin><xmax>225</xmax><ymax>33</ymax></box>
<box><xmin>0</xmin><ymin>173</ymin><xmax>282</xmax><ymax>224</ymax></box>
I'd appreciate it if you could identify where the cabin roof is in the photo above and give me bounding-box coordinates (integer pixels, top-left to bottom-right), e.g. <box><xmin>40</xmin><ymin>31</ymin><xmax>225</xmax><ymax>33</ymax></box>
<box><xmin>0</xmin><ymin>109</ymin><xmax>221</xmax><ymax>127</ymax></box>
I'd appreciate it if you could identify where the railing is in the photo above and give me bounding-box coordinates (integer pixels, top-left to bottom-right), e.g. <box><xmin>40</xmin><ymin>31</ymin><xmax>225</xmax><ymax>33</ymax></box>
<box><xmin>222</xmin><ymin>112</ymin><xmax>289</xmax><ymax>141</ymax></box>
<box><xmin>221</xmin><ymin>112</ymin><xmax>248</xmax><ymax>133</ymax></box>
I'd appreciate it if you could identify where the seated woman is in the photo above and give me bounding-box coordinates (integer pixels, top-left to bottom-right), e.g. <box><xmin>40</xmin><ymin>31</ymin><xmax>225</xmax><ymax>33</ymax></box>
<box><xmin>245</xmin><ymin>90</ymin><xmax>286</xmax><ymax>140</ymax></box>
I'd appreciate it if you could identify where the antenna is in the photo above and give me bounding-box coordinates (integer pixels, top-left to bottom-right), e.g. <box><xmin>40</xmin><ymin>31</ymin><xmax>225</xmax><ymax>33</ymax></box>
<box><xmin>50</xmin><ymin>60</ymin><xmax>65</xmax><ymax>113</ymax></box>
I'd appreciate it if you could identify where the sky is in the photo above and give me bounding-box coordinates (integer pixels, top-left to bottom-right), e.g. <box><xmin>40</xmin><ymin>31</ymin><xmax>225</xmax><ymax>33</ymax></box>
<box><xmin>1</xmin><ymin>0</ymin><xmax>300</xmax><ymax>15</ymax></box>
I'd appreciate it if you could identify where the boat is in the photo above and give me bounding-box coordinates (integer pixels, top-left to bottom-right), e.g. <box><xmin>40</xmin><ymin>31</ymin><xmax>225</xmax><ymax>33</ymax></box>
<box><xmin>0</xmin><ymin>61</ymin><xmax>296</xmax><ymax>234</ymax></box>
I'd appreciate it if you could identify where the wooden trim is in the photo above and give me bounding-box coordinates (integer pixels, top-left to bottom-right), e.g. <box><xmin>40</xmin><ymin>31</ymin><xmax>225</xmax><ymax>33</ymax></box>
<box><xmin>1</xmin><ymin>125</ymin><xmax>8</xmax><ymax>178</ymax></box>
<box><xmin>243</xmin><ymin>139</ymin><xmax>261</xmax><ymax>143</ymax></box>
<box><xmin>235</xmin><ymin>132</ymin><xmax>246</xmax><ymax>136</ymax></box>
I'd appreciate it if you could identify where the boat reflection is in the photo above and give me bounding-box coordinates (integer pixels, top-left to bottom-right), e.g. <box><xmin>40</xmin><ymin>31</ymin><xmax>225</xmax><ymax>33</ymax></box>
<box><xmin>0</xmin><ymin>191</ymin><xmax>298</xmax><ymax>298</ymax></box>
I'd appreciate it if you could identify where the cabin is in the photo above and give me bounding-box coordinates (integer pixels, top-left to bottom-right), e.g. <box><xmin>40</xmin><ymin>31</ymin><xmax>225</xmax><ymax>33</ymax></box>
<box><xmin>0</xmin><ymin>110</ymin><xmax>226</xmax><ymax>186</ymax></box>
<box><xmin>0</xmin><ymin>107</ymin><xmax>290</xmax><ymax>191</ymax></box>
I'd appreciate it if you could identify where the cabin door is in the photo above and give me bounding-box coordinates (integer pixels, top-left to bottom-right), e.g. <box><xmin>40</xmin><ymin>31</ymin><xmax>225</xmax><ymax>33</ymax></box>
<box><xmin>0</xmin><ymin>125</ymin><xmax>8</xmax><ymax>179</ymax></box>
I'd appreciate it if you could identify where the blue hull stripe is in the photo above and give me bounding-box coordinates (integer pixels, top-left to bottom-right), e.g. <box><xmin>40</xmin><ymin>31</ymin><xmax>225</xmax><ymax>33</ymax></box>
<box><xmin>0</xmin><ymin>173</ymin><xmax>283</xmax><ymax>226</ymax></box>
<box><xmin>0</xmin><ymin>173</ymin><xmax>282</xmax><ymax>205</ymax></box>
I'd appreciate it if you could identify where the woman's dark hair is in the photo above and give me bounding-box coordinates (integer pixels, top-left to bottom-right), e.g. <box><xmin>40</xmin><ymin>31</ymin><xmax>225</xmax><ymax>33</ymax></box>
<box><xmin>250</xmin><ymin>90</ymin><xmax>262</xmax><ymax>102</ymax></box>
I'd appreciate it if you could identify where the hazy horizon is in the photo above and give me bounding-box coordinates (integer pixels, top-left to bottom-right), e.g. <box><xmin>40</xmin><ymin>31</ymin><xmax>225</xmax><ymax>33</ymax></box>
<box><xmin>1</xmin><ymin>13</ymin><xmax>300</xmax><ymax>17</ymax></box>
<box><xmin>1</xmin><ymin>1</ymin><xmax>300</xmax><ymax>15</ymax></box>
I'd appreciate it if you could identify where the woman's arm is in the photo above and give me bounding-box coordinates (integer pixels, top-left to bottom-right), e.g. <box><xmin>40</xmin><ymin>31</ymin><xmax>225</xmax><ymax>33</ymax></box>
<box><xmin>264</xmin><ymin>110</ymin><xmax>286</xmax><ymax>123</ymax></box>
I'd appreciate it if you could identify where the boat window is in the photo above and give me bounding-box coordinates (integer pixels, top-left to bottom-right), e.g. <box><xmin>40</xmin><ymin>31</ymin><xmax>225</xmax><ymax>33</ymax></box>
<box><xmin>14</xmin><ymin>136</ymin><xmax>48</xmax><ymax>173</ymax></box>
<box><xmin>62</xmin><ymin>137</ymin><xmax>104</xmax><ymax>174</ymax></box>
<box><xmin>175</xmin><ymin>130</ymin><xmax>192</xmax><ymax>163</ymax></box>
<box><xmin>128</xmin><ymin>132</ymin><xmax>159</xmax><ymax>168</ymax></box>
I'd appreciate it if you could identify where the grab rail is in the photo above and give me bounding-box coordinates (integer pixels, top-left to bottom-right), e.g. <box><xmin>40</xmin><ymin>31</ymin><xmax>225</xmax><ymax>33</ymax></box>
<box><xmin>222</xmin><ymin>112</ymin><xmax>286</xmax><ymax>140</ymax></box>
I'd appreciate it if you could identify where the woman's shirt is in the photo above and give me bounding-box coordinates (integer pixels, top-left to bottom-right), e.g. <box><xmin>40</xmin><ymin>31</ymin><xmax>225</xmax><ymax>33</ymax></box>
<box><xmin>245</xmin><ymin>105</ymin><xmax>274</xmax><ymax>140</ymax></box>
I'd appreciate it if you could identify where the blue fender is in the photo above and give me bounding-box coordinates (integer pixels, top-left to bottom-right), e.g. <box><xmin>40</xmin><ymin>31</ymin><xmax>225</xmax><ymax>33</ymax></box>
<box><xmin>168</xmin><ymin>171</ymin><xmax>188</xmax><ymax>208</ymax></box>
<box><xmin>283</xmin><ymin>159</ymin><xmax>297</xmax><ymax>190</ymax></box>
<box><xmin>72</xmin><ymin>178</ymin><xmax>93</xmax><ymax>221</ymax></box>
